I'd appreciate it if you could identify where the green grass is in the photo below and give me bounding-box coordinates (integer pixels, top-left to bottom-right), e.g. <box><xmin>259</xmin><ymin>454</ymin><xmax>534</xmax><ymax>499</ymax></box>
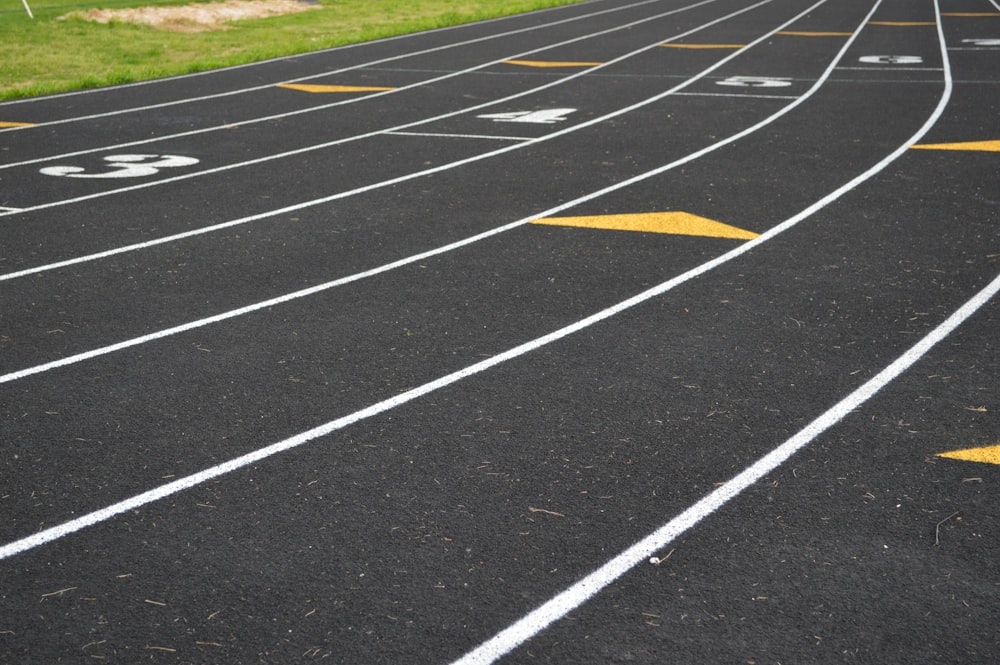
<box><xmin>0</xmin><ymin>0</ymin><xmax>586</xmax><ymax>100</ymax></box>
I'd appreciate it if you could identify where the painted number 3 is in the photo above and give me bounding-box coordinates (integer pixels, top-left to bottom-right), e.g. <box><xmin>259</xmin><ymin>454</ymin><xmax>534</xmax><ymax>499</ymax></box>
<box><xmin>40</xmin><ymin>154</ymin><xmax>199</xmax><ymax>178</ymax></box>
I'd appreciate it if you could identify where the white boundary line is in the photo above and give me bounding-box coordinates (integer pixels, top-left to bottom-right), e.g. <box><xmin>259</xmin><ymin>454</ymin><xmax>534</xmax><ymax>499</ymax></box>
<box><xmin>0</xmin><ymin>0</ymin><xmax>719</xmax><ymax>169</ymax></box>
<box><xmin>1</xmin><ymin>0</ymin><xmax>962</xmax><ymax>564</ymax></box>
<box><xmin>0</xmin><ymin>0</ymin><xmax>818</xmax><ymax>279</ymax></box>
<box><xmin>0</xmin><ymin>0</ymin><xmax>861</xmax><ymax>384</ymax></box>
<box><xmin>0</xmin><ymin>0</ymin><xmax>664</xmax><ymax>132</ymax></box>
<box><xmin>450</xmin><ymin>3</ymin><xmax>958</xmax><ymax>662</ymax></box>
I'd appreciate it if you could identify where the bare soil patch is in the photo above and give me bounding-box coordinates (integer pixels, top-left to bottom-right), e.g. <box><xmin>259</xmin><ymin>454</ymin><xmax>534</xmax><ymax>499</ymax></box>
<box><xmin>65</xmin><ymin>0</ymin><xmax>319</xmax><ymax>32</ymax></box>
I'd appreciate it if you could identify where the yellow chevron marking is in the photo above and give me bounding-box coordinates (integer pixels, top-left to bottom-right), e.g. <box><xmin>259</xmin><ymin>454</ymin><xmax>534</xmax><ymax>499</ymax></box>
<box><xmin>276</xmin><ymin>84</ymin><xmax>396</xmax><ymax>93</ymax></box>
<box><xmin>659</xmin><ymin>43</ymin><xmax>745</xmax><ymax>49</ymax></box>
<box><xmin>501</xmin><ymin>60</ymin><xmax>603</xmax><ymax>67</ymax></box>
<box><xmin>776</xmin><ymin>31</ymin><xmax>853</xmax><ymax>36</ymax></box>
<box><xmin>911</xmin><ymin>140</ymin><xmax>1000</xmax><ymax>152</ymax></box>
<box><xmin>868</xmin><ymin>21</ymin><xmax>937</xmax><ymax>26</ymax></box>
<box><xmin>937</xmin><ymin>444</ymin><xmax>1000</xmax><ymax>466</ymax></box>
<box><xmin>531</xmin><ymin>212</ymin><xmax>758</xmax><ymax>240</ymax></box>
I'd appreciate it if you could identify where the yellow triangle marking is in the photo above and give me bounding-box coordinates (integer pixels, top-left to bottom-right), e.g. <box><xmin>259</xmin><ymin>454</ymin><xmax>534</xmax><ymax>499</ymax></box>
<box><xmin>911</xmin><ymin>140</ymin><xmax>1000</xmax><ymax>152</ymax></box>
<box><xmin>776</xmin><ymin>31</ymin><xmax>853</xmax><ymax>36</ymax></box>
<box><xmin>937</xmin><ymin>444</ymin><xmax>1000</xmax><ymax>466</ymax></box>
<box><xmin>659</xmin><ymin>43</ymin><xmax>745</xmax><ymax>49</ymax></box>
<box><xmin>868</xmin><ymin>21</ymin><xmax>937</xmax><ymax>26</ymax></box>
<box><xmin>941</xmin><ymin>12</ymin><xmax>1000</xmax><ymax>16</ymax></box>
<box><xmin>276</xmin><ymin>83</ymin><xmax>396</xmax><ymax>93</ymax></box>
<box><xmin>501</xmin><ymin>60</ymin><xmax>603</xmax><ymax>67</ymax></box>
<box><xmin>0</xmin><ymin>121</ymin><xmax>35</xmax><ymax>128</ymax></box>
<box><xmin>531</xmin><ymin>212</ymin><xmax>759</xmax><ymax>240</ymax></box>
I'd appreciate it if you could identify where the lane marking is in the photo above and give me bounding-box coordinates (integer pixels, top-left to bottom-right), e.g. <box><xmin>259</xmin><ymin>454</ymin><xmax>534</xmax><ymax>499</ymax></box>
<box><xmin>0</xmin><ymin>0</ymin><xmax>730</xmax><ymax>172</ymax></box>
<box><xmin>0</xmin><ymin>121</ymin><xmax>35</xmax><ymax>128</ymax></box>
<box><xmin>0</xmin><ymin>0</ymin><xmax>852</xmax><ymax>385</ymax></box>
<box><xmin>859</xmin><ymin>55</ymin><xmax>924</xmax><ymax>63</ymax></box>
<box><xmin>673</xmin><ymin>91</ymin><xmax>798</xmax><ymax>99</ymax></box>
<box><xmin>717</xmin><ymin>75</ymin><xmax>793</xmax><ymax>87</ymax></box>
<box><xmin>275</xmin><ymin>83</ymin><xmax>397</xmax><ymax>93</ymax></box>
<box><xmin>911</xmin><ymin>139</ymin><xmax>1000</xmax><ymax>152</ymax></box>
<box><xmin>39</xmin><ymin>154</ymin><xmax>200</xmax><ymax>179</ymax></box>
<box><xmin>501</xmin><ymin>60</ymin><xmax>603</xmax><ymax>67</ymax></box>
<box><xmin>531</xmin><ymin>212</ymin><xmax>758</xmax><ymax>239</ymax></box>
<box><xmin>659</xmin><ymin>43</ymin><xmax>745</xmax><ymax>48</ymax></box>
<box><xmin>386</xmin><ymin>131</ymin><xmax>532</xmax><ymax>141</ymax></box>
<box><xmin>0</xmin><ymin>206</ymin><xmax>24</xmax><ymax>213</ymax></box>
<box><xmin>941</xmin><ymin>12</ymin><xmax>1000</xmax><ymax>16</ymax></box>
<box><xmin>937</xmin><ymin>444</ymin><xmax>1000</xmax><ymax>466</ymax></box>
<box><xmin>478</xmin><ymin>108</ymin><xmax>576</xmax><ymax>124</ymax></box>
<box><xmin>776</xmin><ymin>31</ymin><xmax>853</xmax><ymax>36</ymax></box>
<box><xmin>836</xmin><ymin>65</ymin><xmax>943</xmax><ymax>70</ymax></box>
<box><xmin>449</xmin><ymin>3</ymin><xmax>956</xmax><ymax>659</ymax></box>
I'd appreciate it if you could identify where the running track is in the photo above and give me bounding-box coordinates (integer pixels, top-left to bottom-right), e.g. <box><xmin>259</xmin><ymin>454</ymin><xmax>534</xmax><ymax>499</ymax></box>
<box><xmin>1</xmin><ymin>0</ymin><xmax>998</xmax><ymax>662</ymax></box>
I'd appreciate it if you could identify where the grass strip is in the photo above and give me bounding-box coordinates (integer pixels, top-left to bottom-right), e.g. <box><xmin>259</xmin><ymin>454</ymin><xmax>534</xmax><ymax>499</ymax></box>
<box><xmin>1</xmin><ymin>0</ymin><xmax>586</xmax><ymax>100</ymax></box>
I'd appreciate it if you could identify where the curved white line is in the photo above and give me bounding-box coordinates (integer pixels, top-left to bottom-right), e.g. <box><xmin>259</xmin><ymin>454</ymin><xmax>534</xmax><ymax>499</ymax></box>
<box><xmin>450</xmin><ymin>2</ymin><xmax>960</xmax><ymax>662</ymax></box>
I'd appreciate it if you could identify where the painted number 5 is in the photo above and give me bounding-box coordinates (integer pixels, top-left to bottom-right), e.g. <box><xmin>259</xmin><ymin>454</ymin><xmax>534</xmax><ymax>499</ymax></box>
<box><xmin>40</xmin><ymin>154</ymin><xmax>199</xmax><ymax>178</ymax></box>
<box><xmin>716</xmin><ymin>75</ymin><xmax>792</xmax><ymax>88</ymax></box>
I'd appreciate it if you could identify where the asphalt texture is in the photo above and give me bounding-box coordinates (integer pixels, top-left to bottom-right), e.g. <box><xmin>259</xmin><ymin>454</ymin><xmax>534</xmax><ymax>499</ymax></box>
<box><xmin>1</xmin><ymin>0</ymin><xmax>998</xmax><ymax>663</ymax></box>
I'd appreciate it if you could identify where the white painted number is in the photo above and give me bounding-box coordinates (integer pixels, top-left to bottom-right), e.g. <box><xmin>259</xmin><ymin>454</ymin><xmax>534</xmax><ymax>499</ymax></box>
<box><xmin>716</xmin><ymin>76</ymin><xmax>793</xmax><ymax>88</ymax></box>
<box><xmin>40</xmin><ymin>154</ymin><xmax>200</xmax><ymax>179</ymax></box>
<box><xmin>859</xmin><ymin>55</ymin><xmax>924</xmax><ymax>64</ymax></box>
<box><xmin>477</xmin><ymin>108</ymin><xmax>577</xmax><ymax>124</ymax></box>
<box><xmin>962</xmin><ymin>38</ymin><xmax>1000</xmax><ymax>46</ymax></box>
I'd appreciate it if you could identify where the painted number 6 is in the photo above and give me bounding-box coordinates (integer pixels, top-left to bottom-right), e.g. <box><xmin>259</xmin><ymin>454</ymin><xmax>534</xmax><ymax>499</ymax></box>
<box><xmin>40</xmin><ymin>154</ymin><xmax>200</xmax><ymax>179</ymax></box>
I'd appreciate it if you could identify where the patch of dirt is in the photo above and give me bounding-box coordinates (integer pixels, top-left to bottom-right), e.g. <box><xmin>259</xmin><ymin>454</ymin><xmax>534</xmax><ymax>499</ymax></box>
<box><xmin>65</xmin><ymin>0</ymin><xmax>319</xmax><ymax>32</ymax></box>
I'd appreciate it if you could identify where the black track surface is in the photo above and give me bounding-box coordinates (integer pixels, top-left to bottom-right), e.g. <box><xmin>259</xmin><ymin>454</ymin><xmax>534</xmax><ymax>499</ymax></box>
<box><xmin>1</xmin><ymin>0</ymin><xmax>997</xmax><ymax>663</ymax></box>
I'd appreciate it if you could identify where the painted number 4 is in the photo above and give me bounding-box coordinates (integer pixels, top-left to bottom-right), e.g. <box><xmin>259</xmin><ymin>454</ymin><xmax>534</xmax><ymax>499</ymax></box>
<box><xmin>478</xmin><ymin>108</ymin><xmax>577</xmax><ymax>124</ymax></box>
<box><xmin>40</xmin><ymin>154</ymin><xmax>199</xmax><ymax>178</ymax></box>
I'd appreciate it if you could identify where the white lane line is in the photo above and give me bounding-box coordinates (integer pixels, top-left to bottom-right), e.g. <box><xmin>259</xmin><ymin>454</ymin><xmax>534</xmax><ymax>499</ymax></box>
<box><xmin>450</xmin><ymin>3</ymin><xmax>955</xmax><ymax>662</ymax></box>
<box><xmin>0</xmin><ymin>206</ymin><xmax>23</xmax><ymax>212</ymax></box>
<box><xmin>385</xmin><ymin>131</ymin><xmax>534</xmax><ymax>141</ymax></box>
<box><xmin>0</xmin><ymin>0</ymin><xmax>619</xmax><ymax>110</ymax></box>
<box><xmin>0</xmin><ymin>0</ymin><xmax>815</xmax><ymax>278</ymax></box>
<box><xmin>0</xmin><ymin>0</ymin><xmax>660</xmax><ymax>132</ymax></box>
<box><xmin>0</xmin><ymin>0</ymin><xmax>948</xmax><ymax>564</ymax></box>
<box><xmin>0</xmin><ymin>0</ymin><xmax>868</xmax><ymax>385</ymax></box>
<box><xmin>0</xmin><ymin>0</ymin><xmax>721</xmax><ymax>171</ymax></box>
<box><xmin>456</xmin><ymin>284</ymin><xmax>1000</xmax><ymax>665</ymax></box>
